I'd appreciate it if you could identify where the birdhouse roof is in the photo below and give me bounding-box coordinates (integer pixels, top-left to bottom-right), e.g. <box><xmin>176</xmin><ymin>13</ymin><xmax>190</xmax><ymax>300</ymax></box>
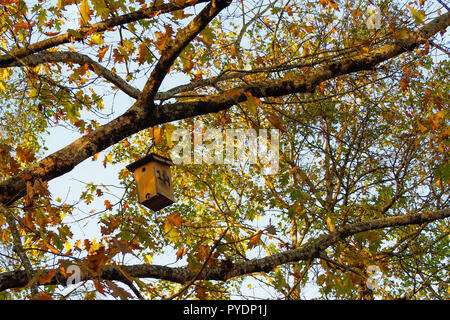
<box><xmin>126</xmin><ymin>153</ymin><xmax>174</xmax><ymax>172</ymax></box>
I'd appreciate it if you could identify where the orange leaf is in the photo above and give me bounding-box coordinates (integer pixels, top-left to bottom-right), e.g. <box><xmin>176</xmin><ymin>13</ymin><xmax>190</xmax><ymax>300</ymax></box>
<box><xmin>45</xmin><ymin>243</ymin><xmax>60</xmax><ymax>255</ymax></box>
<box><xmin>248</xmin><ymin>230</ymin><xmax>263</xmax><ymax>249</ymax></box>
<box><xmin>93</xmin><ymin>279</ymin><xmax>106</xmax><ymax>295</ymax></box>
<box><xmin>113</xmin><ymin>48</ymin><xmax>125</xmax><ymax>63</ymax></box>
<box><xmin>137</xmin><ymin>42</ymin><xmax>149</xmax><ymax>65</ymax></box>
<box><xmin>166</xmin><ymin>212</ymin><xmax>183</xmax><ymax>227</ymax></box>
<box><xmin>104</xmin><ymin>200</ymin><xmax>113</xmax><ymax>211</ymax></box>
<box><xmin>195</xmin><ymin>245</ymin><xmax>210</xmax><ymax>261</ymax></box>
<box><xmin>86</xmin><ymin>246</ymin><xmax>108</xmax><ymax>275</ymax></box>
<box><xmin>16</xmin><ymin>146</ymin><xmax>36</xmax><ymax>163</ymax></box>
<box><xmin>38</xmin><ymin>269</ymin><xmax>57</xmax><ymax>284</ymax></box>
<box><xmin>36</xmin><ymin>292</ymin><xmax>53</xmax><ymax>300</ymax></box>
<box><xmin>97</xmin><ymin>45</ymin><xmax>109</xmax><ymax>62</ymax></box>
<box><xmin>44</xmin><ymin>31</ymin><xmax>61</xmax><ymax>37</ymax></box>
<box><xmin>318</xmin><ymin>81</ymin><xmax>325</xmax><ymax>94</ymax></box>
<box><xmin>176</xmin><ymin>246</ymin><xmax>186</xmax><ymax>260</ymax></box>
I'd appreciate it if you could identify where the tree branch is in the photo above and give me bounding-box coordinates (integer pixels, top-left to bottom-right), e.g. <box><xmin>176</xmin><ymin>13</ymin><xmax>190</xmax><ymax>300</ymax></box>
<box><xmin>0</xmin><ymin>205</ymin><xmax>38</xmax><ymax>296</ymax></box>
<box><xmin>5</xmin><ymin>51</ymin><xmax>142</xmax><ymax>99</ymax></box>
<box><xmin>1</xmin><ymin>208</ymin><xmax>448</xmax><ymax>292</ymax></box>
<box><xmin>139</xmin><ymin>0</ymin><xmax>232</xmax><ymax>102</ymax></box>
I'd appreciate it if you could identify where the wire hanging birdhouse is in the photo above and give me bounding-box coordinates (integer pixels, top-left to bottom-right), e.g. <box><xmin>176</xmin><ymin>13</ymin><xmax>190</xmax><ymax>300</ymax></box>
<box><xmin>126</xmin><ymin>153</ymin><xmax>175</xmax><ymax>211</ymax></box>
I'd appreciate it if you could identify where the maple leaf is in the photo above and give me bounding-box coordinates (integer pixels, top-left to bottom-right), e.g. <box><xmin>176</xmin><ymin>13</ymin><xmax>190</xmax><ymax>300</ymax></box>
<box><xmin>248</xmin><ymin>230</ymin><xmax>263</xmax><ymax>249</ymax></box>
<box><xmin>137</xmin><ymin>42</ymin><xmax>149</xmax><ymax>65</ymax></box>
<box><xmin>80</xmin><ymin>0</ymin><xmax>91</xmax><ymax>26</ymax></box>
<box><xmin>37</xmin><ymin>269</ymin><xmax>58</xmax><ymax>285</ymax></box>
<box><xmin>96</xmin><ymin>188</ymin><xmax>103</xmax><ymax>197</ymax></box>
<box><xmin>106</xmin><ymin>280</ymin><xmax>133</xmax><ymax>299</ymax></box>
<box><xmin>16</xmin><ymin>146</ymin><xmax>36</xmax><ymax>163</ymax></box>
<box><xmin>85</xmin><ymin>246</ymin><xmax>108</xmax><ymax>275</ymax></box>
<box><xmin>97</xmin><ymin>45</ymin><xmax>109</xmax><ymax>62</ymax></box>
<box><xmin>104</xmin><ymin>199</ymin><xmax>113</xmax><ymax>211</ymax></box>
<box><xmin>166</xmin><ymin>212</ymin><xmax>183</xmax><ymax>227</ymax></box>
<box><xmin>113</xmin><ymin>48</ymin><xmax>126</xmax><ymax>63</ymax></box>
<box><xmin>176</xmin><ymin>246</ymin><xmax>186</xmax><ymax>260</ymax></box>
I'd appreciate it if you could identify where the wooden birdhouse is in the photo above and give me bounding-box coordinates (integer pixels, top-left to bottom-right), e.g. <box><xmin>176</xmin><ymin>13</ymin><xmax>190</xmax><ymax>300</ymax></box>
<box><xmin>126</xmin><ymin>153</ymin><xmax>175</xmax><ymax>211</ymax></box>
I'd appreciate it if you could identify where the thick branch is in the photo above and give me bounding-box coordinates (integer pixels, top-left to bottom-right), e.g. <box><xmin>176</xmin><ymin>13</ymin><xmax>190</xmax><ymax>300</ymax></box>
<box><xmin>0</xmin><ymin>208</ymin><xmax>448</xmax><ymax>292</ymax></box>
<box><xmin>6</xmin><ymin>51</ymin><xmax>141</xmax><ymax>99</ymax></box>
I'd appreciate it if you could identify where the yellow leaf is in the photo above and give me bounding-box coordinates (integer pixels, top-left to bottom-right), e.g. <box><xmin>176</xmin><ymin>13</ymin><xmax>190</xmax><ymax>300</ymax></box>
<box><xmin>64</xmin><ymin>241</ymin><xmax>73</xmax><ymax>251</ymax></box>
<box><xmin>80</xmin><ymin>0</ymin><xmax>91</xmax><ymax>25</ymax></box>
<box><xmin>91</xmin><ymin>33</ymin><xmax>104</xmax><ymax>45</ymax></box>
<box><xmin>144</xmin><ymin>254</ymin><xmax>153</xmax><ymax>264</ymax></box>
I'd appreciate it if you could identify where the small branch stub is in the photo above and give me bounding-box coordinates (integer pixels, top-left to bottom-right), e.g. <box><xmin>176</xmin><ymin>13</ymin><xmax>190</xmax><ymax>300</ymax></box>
<box><xmin>126</xmin><ymin>153</ymin><xmax>175</xmax><ymax>211</ymax></box>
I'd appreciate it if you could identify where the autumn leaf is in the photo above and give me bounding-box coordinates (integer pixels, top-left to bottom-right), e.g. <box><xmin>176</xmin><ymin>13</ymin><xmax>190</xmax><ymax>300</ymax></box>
<box><xmin>80</xmin><ymin>0</ymin><xmax>91</xmax><ymax>25</ymax></box>
<box><xmin>166</xmin><ymin>212</ymin><xmax>183</xmax><ymax>228</ymax></box>
<box><xmin>85</xmin><ymin>246</ymin><xmax>108</xmax><ymax>275</ymax></box>
<box><xmin>106</xmin><ymin>280</ymin><xmax>134</xmax><ymax>299</ymax></box>
<box><xmin>267</xmin><ymin>114</ymin><xmax>285</xmax><ymax>132</ymax></box>
<box><xmin>248</xmin><ymin>230</ymin><xmax>263</xmax><ymax>249</ymax></box>
<box><xmin>16</xmin><ymin>146</ymin><xmax>36</xmax><ymax>163</ymax></box>
<box><xmin>113</xmin><ymin>48</ymin><xmax>126</xmax><ymax>63</ymax></box>
<box><xmin>36</xmin><ymin>292</ymin><xmax>53</xmax><ymax>300</ymax></box>
<box><xmin>195</xmin><ymin>245</ymin><xmax>210</xmax><ymax>262</ymax></box>
<box><xmin>318</xmin><ymin>81</ymin><xmax>325</xmax><ymax>94</ymax></box>
<box><xmin>97</xmin><ymin>45</ymin><xmax>109</xmax><ymax>62</ymax></box>
<box><xmin>137</xmin><ymin>42</ymin><xmax>149</xmax><ymax>65</ymax></box>
<box><xmin>104</xmin><ymin>200</ymin><xmax>113</xmax><ymax>211</ymax></box>
<box><xmin>93</xmin><ymin>279</ymin><xmax>106</xmax><ymax>295</ymax></box>
<box><xmin>176</xmin><ymin>246</ymin><xmax>186</xmax><ymax>260</ymax></box>
<box><xmin>195</xmin><ymin>284</ymin><xmax>208</xmax><ymax>300</ymax></box>
<box><xmin>45</xmin><ymin>243</ymin><xmax>60</xmax><ymax>255</ymax></box>
<box><xmin>266</xmin><ymin>225</ymin><xmax>277</xmax><ymax>235</ymax></box>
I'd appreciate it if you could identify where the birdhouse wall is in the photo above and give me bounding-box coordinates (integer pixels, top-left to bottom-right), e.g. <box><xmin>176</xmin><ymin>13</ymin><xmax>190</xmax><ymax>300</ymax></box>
<box><xmin>132</xmin><ymin>160</ymin><xmax>174</xmax><ymax>211</ymax></box>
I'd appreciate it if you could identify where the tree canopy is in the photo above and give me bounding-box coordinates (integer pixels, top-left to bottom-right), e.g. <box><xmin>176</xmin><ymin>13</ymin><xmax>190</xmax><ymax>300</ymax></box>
<box><xmin>0</xmin><ymin>0</ymin><xmax>449</xmax><ymax>300</ymax></box>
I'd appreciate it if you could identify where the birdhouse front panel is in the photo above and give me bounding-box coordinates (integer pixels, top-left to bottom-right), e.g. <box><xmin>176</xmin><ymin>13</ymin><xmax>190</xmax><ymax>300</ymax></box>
<box><xmin>126</xmin><ymin>154</ymin><xmax>175</xmax><ymax>211</ymax></box>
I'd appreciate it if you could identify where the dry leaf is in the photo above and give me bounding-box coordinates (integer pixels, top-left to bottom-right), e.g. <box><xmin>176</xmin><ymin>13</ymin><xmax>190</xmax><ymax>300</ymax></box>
<box><xmin>248</xmin><ymin>230</ymin><xmax>263</xmax><ymax>249</ymax></box>
<box><xmin>166</xmin><ymin>212</ymin><xmax>183</xmax><ymax>227</ymax></box>
<box><xmin>38</xmin><ymin>269</ymin><xmax>58</xmax><ymax>285</ymax></box>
